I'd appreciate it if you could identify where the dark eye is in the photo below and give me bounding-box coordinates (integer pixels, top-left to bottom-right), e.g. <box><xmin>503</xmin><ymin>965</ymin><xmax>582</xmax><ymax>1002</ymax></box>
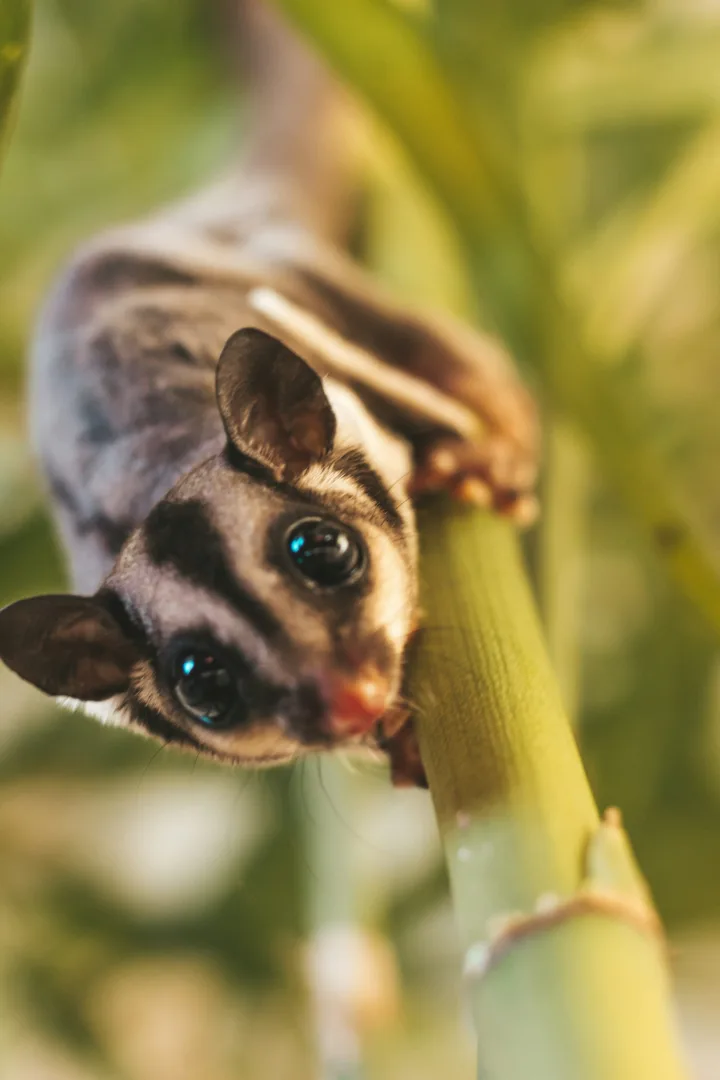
<box><xmin>172</xmin><ymin>651</ymin><xmax>241</xmax><ymax>729</ymax></box>
<box><xmin>286</xmin><ymin>518</ymin><xmax>365</xmax><ymax>588</ymax></box>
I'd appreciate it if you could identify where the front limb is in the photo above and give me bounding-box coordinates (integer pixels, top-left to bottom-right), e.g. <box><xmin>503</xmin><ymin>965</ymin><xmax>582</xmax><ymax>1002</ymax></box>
<box><xmin>248</xmin><ymin>247</ymin><xmax>540</xmax><ymax>524</ymax></box>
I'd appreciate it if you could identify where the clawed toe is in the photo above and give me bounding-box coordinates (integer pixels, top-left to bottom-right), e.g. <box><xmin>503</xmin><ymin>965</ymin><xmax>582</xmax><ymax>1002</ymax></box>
<box><xmin>411</xmin><ymin>435</ymin><xmax>539</xmax><ymax>528</ymax></box>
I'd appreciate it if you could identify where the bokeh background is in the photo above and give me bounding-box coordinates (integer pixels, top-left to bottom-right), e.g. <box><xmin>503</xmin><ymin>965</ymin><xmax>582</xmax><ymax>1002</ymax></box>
<box><xmin>1</xmin><ymin>0</ymin><xmax>720</xmax><ymax>1077</ymax></box>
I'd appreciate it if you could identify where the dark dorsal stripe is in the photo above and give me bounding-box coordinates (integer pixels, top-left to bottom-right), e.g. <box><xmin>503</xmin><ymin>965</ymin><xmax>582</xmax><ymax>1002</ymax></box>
<box><xmin>47</xmin><ymin>468</ymin><xmax>134</xmax><ymax>557</ymax></box>
<box><xmin>74</xmin><ymin>250</ymin><xmax>198</xmax><ymax>300</ymax></box>
<box><xmin>332</xmin><ymin>448</ymin><xmax>405</xmax><ymax>534</ymax></box>
<box><xmin>143</xmin><ymin>499</ymin><xmax>285</xmax><ymax>643</ymax></box>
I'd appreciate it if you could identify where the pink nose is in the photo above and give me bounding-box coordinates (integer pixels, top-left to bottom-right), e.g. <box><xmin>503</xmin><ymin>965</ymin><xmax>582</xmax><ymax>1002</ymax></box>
<box><xmin>325</xmin><ymin>672</ymin><xmax>389</xmax><ymax>738</ymax></box>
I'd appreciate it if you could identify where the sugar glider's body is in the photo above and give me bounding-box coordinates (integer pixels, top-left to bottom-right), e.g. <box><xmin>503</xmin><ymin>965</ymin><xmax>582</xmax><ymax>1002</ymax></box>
<box><xmin>0</xmin><ymin>1</ymin><xmax>538</xmax><ymax>784</ymax></box>
<box><xmin>32</xmin><ymin>210</ymin><xmax>431</xmax><ymax>594</ymax></box>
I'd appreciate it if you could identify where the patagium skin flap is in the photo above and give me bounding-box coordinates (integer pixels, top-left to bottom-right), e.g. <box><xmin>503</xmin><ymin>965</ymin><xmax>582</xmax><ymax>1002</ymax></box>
<box><xmin>0</xmin><ymin>1</ymin><xmax>539</xmax><ymax>786</ymax></box>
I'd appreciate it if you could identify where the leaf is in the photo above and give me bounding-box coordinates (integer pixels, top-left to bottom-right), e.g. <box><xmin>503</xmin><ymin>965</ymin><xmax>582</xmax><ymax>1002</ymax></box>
<box><xmin>430</xmin><ymin>0</ymin><xmax>641</xmax><ymax>127</ymax></box>
<box><xmin>530</xmin><ymin>20</ymin><xmax>720</xmax><ymax>131</ymax></box>
<box><xmin>0</xmin><ymin>0</ymin><xmax>31</xmax><ymax>168</ymax></box>
<box><xmin>434</xmin><ymin>0</ymin><xmax>638</xmax><ymax>38</ymax></box>
<box><xmin>567</xmin><ymin>121</ymin><xmax>720</xmax><ymax>364</ymax></box>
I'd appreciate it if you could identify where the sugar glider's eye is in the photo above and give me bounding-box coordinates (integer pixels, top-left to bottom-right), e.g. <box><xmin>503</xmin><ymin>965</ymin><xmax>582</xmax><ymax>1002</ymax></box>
<box><xmin>286</xmin><ymin>517</ymin><xmax>365</xmax><ymax>588</ymax></box>
<box><xmin>172</xmin><ymin>650</ymin><xmax>242</xmax><ymax>729</ymax></box>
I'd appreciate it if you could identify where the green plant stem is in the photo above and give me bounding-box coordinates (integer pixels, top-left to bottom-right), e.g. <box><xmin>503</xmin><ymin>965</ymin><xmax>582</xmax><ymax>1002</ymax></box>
<box><xmin>410</xmin><ymin>502</ymin><xmax>689</xmax><ymax>1080</ymax></box>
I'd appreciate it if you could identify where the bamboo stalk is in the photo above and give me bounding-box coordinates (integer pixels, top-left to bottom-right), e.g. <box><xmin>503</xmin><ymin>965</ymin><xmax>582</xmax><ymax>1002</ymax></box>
<box><xmin>410</xmin><ymin>502</ymin><xmax>689</xmax><ymax>1080</ymax></box>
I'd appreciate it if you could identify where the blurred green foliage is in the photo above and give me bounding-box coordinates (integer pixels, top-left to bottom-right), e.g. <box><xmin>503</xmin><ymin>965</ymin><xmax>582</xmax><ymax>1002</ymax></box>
<box><xmin>1</xmin><ymin>1</ymin><xmax>720</xmax><ymax>1078</ymax></box>
<box><xmin>0</xmin><ymin>0</ymin><xmax>30</xmax><ymax>163</ymax></box>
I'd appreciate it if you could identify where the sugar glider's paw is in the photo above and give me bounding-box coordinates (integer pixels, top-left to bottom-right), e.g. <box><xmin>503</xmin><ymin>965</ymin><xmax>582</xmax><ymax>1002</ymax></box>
<box><xmin>409</xmin><ymin>432</ymin><xmax>539</xmax><ymax>527</ymax></box>
<box><xmin>378</xmin><ymin>712</ymin><xmax>428</xmax><ymax>789</ymax></box>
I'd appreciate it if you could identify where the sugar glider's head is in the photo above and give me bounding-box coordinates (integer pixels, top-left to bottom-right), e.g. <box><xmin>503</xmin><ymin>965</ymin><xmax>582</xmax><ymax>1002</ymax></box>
<box><xmin>0</xmin><ymin>329</ymin><xmax>417</xmax><ymax>764</ymax></box>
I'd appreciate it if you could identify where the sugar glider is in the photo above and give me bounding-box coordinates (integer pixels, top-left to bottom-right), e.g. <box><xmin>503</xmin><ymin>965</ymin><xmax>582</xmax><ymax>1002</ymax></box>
<box><xmin>0</xmin><ymin>1</ymin><xmax>538</xmax><ymax>785</ymax></box>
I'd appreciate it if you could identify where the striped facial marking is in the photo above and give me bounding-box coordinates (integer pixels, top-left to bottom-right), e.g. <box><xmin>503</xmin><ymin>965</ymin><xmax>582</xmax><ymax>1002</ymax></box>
<box><xmin>100</xmin><ymin>441</ymin><xmax>416</xmax><ymax>763</ymax></box>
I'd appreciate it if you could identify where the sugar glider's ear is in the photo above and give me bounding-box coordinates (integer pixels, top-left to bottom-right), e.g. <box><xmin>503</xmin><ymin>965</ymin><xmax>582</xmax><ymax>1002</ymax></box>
<box><xmin>216</xmin><ymin>328</ymin><xmax>336</xmax><ymax>481</ymax></box>
<box><xmin>0</xmin><ymin>593</ymin><xmax>141</xmax><ymax>700</ymax></box>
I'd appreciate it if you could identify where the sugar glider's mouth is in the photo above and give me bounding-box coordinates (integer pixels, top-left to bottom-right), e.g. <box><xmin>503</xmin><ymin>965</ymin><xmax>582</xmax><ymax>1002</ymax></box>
<box><xmin>318</xmin><ymin>669</ymin><xmax>391</xmax><ymax>741</ymax></box>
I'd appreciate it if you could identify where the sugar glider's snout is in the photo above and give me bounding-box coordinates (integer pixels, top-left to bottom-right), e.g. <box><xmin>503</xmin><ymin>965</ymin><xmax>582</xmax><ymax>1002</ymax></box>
<box><xmin>282</xmin><ymin>659</ymin><xmax>394</xmax><ymax>747</ymax></box>
<box><xmin>320</xmin><ymin>666</ymin><xmax>392</xmax><ymax>739</ymax></box>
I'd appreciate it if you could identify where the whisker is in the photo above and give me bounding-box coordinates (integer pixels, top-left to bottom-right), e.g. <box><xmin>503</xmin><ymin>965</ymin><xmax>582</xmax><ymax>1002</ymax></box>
<box><xmin>291</xmin><ymin>758</ymin><xmax>320</xmax><ymax>884</ymax></box>
<box><xmin>294</xmin><ymin>753</ymin><xmax>319</xmax><ymax>830</ymax></box>
<box><xmin>387</xmin><ymin>468</ymin><xmax>414</xmax><ymax>494</ymax></box>
<box><xmin>335</xmin><ymin>750</ymin><xmax>364</xmax><ymax>776</ymax></box>
<box><xmin>136</xmin><ymin>740</ymin><xmax>168</xmax><ymax>792</ymax></box>
<box><xmin>394</xmin><ymin>493</ymin><xmax>414</xmax><ymax>513</ymax></box>
<box><xmin>231</xmin><ymin>762</ymin><xmax>257</xmax><ymax>807</ymax></box>
<box><xmin>315</xmin><ymin>755</ymin><xmax>390</xmax><ymax>852</ymax></box>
